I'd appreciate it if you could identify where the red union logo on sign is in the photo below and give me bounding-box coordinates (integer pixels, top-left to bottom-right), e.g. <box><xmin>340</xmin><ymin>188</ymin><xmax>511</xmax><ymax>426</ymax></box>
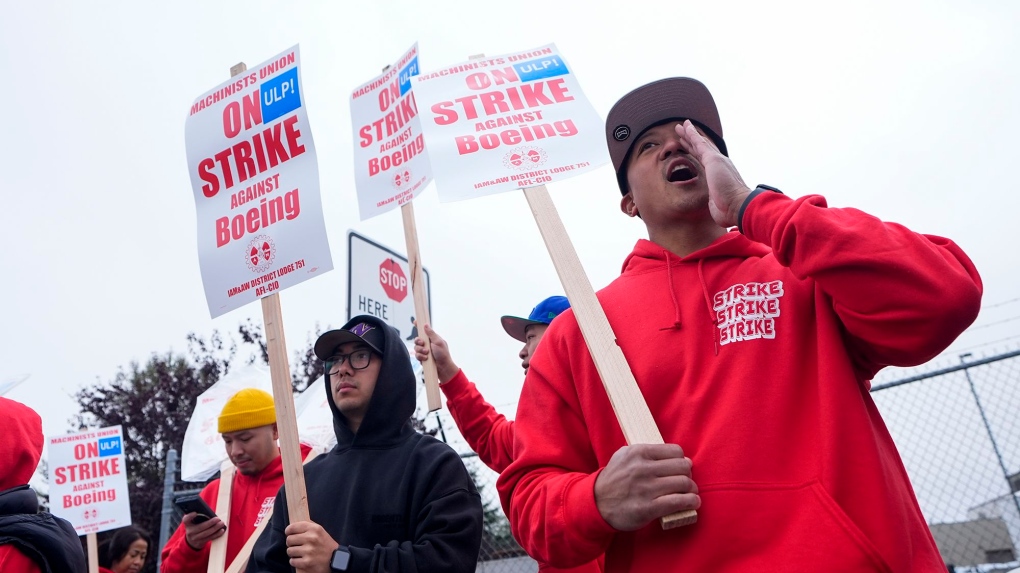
<box><xmin>379</xmin><ymin>259</ymin><xmax>407</xmax><ymax>302</ymax></box>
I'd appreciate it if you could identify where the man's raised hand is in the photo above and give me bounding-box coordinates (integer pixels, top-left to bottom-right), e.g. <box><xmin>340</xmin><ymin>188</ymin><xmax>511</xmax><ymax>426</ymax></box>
<box><xmin>413</xmin><ymin>324</ymin><xmax>459</xmax><ymax>384</ymax></box>
<box><xmin>675</xmin><ymin>120</ymin><xmax>751</xmax><ymax>229</ymax></box>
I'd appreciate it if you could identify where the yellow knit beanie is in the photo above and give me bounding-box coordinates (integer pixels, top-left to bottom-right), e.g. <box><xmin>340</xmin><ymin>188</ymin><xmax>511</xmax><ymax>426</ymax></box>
<box><xmin>218</xmin><ymin>388</ymin><xmax>276</xmax><ymax>433</ymax></box>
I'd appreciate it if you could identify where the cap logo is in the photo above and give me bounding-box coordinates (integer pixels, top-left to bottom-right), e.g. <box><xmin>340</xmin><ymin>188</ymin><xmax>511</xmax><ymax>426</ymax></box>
<box><xmin>348</xmin><ymin>323</ymin><xmax>375</xmax><ymax>337</ymax></box>
<box><xmin>613</xmin><ymin>125</ymin><xmax>630</xmax><ymax>141</ymax></box>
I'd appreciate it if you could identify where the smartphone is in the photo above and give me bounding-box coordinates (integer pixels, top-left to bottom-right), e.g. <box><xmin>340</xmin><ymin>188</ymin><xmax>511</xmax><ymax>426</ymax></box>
<box><xmin>173</xmin><ymin>494</ymin><xmax>217</xmax><ymax>524</ymax></box>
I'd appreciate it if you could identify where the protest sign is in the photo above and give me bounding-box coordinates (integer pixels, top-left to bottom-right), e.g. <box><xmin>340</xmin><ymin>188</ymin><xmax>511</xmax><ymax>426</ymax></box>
<box><xmin>349</xmin><ymin>49</ymin><xmax>442</xmax><ymax>411</ymax></box>
<box><xmin>48</xmin><ymin>426</ymin><xmax>131</xmax><ymax>535</ymax></box>
<box><xmin>185</xmin><ymin>45</ymin><xmax>333</xmax><ymax>318</ymax></box>
<box><xmin>350</xmin><ymin>43</ymin><xmax>432</xmax><ymax>220</ymax></box>
<box><xmin>184</xmin><ymin>56</ymin><xmax>313</xmax><ymax>529</ymax></box>
<box><xmin>413</xmin><ymin>44</ymin><xmax>608</xmax><ymax>202</ymax></box>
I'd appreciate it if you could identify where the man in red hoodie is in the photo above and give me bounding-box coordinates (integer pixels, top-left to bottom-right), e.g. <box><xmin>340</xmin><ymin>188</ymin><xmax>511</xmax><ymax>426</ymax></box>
<box><xmin>414</xmin><ymin>296</ymin><xmax>571</xmax><ymax>472</ymax></box>
<box><xmin>496</xmin><ymin>78</ymin><xmax>983</xmax><ymax>572</ymax></box>
<box><xmin>160</xmin><ymin>388</ymin><xmax>310</xmax><ymax>573</ymax></box>
<box><xmin>0</xmin><ymin>397</ymin><xmax>86</xmax><ymax>573</ymax></box>
<box><xmin>415</xmin><ymin>296</ymin><xmax>602</xmax><ymax>573</ymax></box>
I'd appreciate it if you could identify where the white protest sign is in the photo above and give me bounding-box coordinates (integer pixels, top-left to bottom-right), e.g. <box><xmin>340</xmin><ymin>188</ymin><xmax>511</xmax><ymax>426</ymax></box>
<box><xmin>48</xmin><ymin>426</ymin><xmax>131</xmax><ymax>535</ymax></box>
<box><xmin>186</xmin><ymin>45</ymin><xmax>333</xmax><ymax>318</ymax></box>
<box><xmin>347</xmin><ymin>231</ymin><xmax>430</xmax><ymax>360</ymax></box>
<box><xmin>181</xmin><ymin>365</ymin><xmax>335</xmax><ymax>482</ymax></box>
<box><xmin>412</xmin><ymin>44</ymin><xmax>608</xmax><ymax>202</ymax></box>
<box><xmin>350</xmin><ymin>43</ymin><xmax>432</xmax><ymax>220</ymax></box>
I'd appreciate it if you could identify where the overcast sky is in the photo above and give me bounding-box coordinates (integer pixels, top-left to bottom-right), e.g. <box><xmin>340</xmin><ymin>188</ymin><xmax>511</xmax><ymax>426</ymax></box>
<box><xmin>3</xmin><ymin>0</ymin><xmax>1019</xmax><ymax>506</ymax></box>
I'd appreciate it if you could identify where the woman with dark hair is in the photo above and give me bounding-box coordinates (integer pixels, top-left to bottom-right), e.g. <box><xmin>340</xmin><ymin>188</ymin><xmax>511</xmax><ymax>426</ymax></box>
<box><xmin>98</xmin><ymin>525</ymin><xmax>149</xmax><ymax>573</ymax></box>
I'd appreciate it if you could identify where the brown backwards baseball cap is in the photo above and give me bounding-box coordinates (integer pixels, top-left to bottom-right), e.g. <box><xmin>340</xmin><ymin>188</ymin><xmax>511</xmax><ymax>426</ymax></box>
<box><xmin>605</xmin><ymin>77</ymin><xmax>727</xmax><ymax>195</ymax></box>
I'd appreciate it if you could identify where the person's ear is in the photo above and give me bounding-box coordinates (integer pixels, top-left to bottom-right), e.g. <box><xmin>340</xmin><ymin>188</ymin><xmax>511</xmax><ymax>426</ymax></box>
<box><xmin>620</xmin><ymin>193</ymin><xmax>638</xmax><ymax>218</ymax></box>
<box><xmin>272</xmin><ymin>423</ymin><xmax>279</xmax><ymax>441</ymax></box>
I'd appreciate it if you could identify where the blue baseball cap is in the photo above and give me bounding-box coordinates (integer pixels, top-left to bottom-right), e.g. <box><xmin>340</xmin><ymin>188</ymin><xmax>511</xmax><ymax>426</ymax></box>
<box><xmin>500</xmin><ymin>296</ymin><xmax>570</xmax><ymax>343</ymax></box>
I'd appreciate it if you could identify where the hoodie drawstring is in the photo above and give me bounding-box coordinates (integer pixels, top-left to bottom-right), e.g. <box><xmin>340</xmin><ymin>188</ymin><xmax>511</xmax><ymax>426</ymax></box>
<box><xmin>660</xmin><ymin>250</ymin><xmax>683</xmax><ymax>331</ymax></box>
<box><xmin>698</xmin><ymin>258</ymin><xmax>719</xmax><ymax>356</ymax></box>
<box><xmin>658</xmin><ymin>249</ymin><xmax>720</xmax><ymax>356</ymax></box>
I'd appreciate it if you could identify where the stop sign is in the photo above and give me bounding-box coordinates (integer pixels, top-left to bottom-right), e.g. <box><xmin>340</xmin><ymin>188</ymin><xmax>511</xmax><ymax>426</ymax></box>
<box><xmin>379</xmin><ymin>259</ymin><xmax>408</xmax><ymax>303</ymax></box>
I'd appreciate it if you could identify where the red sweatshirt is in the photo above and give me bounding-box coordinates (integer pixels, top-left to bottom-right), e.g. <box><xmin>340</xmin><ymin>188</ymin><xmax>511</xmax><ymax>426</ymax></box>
<box><xmin>497</xmin><ymin>192</ymin><xmax>982</xmax><ymax>572</ymax></box>
<box><xmin>0</xmin><ymin>546</ymin><xmax>40</xmax><ymax>573</ymax></box>
<box><xmin>0</xmin><ymin>398</ymin><xmax>43</xmax><ymax>573</ymax></box>
<box><xmin>441</xmin><ymin>370</ymin><xmax>516</xmax><ymax>473</ymax></box>
<box><xmin>160</xmin><ymin>444</ymin><xmax>311</xmax><ymax>573</ymax></box>
<box><xmin>1</xmin><ymin>398</ymin><xmax>86</xmax><ymax>573</ymax></box>
<box><xmin>442</xmin><ymin>370</ymin><xmax>604</xmax><ymax>573</ymax></box>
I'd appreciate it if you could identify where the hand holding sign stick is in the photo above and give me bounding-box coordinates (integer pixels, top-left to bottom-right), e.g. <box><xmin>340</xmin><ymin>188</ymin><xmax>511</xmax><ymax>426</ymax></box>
<box><xmin>523</xmin><ymin>185</ymin><xmax>697</xmax><ymax>529</ymax></box>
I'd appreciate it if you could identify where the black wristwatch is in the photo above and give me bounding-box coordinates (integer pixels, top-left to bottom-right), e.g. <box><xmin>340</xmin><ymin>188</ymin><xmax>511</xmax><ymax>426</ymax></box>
<box><xmin>330</xmin><ymin>547</ymin><xmax>351</xmax><ymax>571</ymax></box>
<box><xmin>737</xmin><ymin>184</ymin><xmax>783</xmax><ymax>234</ymax></box>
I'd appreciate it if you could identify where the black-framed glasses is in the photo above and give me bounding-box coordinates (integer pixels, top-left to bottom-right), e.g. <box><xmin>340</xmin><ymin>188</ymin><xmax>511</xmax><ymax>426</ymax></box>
<box><xmin>326</xmin><ymin>350</ymin><xmax>373</xmax><ymax>374</ymax></box>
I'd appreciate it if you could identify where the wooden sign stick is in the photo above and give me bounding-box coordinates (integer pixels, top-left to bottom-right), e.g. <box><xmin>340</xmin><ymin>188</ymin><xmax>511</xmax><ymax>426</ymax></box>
<box><xmin>261</xmin><ymin>294</ymin><xmax>311</xmax><ymax>524</ymax></box>
<box><xmin>223</xmin><ymin>448</ymin><xmax>320</xmax><ymax>573</ymax></box>
<box><xmin>401</xmin><ymin>201</ymin><xmax>441</xmax><ymax>411</ymax></box>
<box><xmin>523</xmin><ymin>185</ymin><xmax>697</xmax><ymax>529</ymax></box>
<box><xmin>207</xmin><ymin>460</ymin><xmax>235</xmax><ymax>573</ymax></box>
<box><xmin>229</xmin><ymin>62</ymin><xmax>311</xmax><ymax>533</ymax></box>
<box><xmin>86</xmin><ymin>532</ymin><xmax>99</xmax><ymax>573</ymax></box>
<box><xmin>377</xmin><ymin>63</ymin><xmax>441</xmax><ymax>413</ymax></box>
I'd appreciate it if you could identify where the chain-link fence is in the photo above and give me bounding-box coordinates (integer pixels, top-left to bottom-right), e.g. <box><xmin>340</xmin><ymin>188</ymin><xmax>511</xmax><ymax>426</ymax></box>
<box><xmin>461</xmin><ymin>454</ymin><xmax>536</xmax><ymax>573</ymax></box>
<box><xmin>872</xmin><ymin>348</ymin><xmax>1020</xmax><ymax>572</ymax></box>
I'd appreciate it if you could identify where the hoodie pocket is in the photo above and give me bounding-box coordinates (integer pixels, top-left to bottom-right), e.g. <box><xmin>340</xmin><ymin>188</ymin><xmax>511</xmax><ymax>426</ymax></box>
<box><xmin>695</xmin><ymin>480</ymin><xmax>892</xmax><ymax>572</ymax></box>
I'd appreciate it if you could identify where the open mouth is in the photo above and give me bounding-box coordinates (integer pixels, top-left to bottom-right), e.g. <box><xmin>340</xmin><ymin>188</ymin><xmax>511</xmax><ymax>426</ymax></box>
<box><xmin>667</xmin><ymin>163</ymin><xmax>696</xmax><ymax>183</ymax></box>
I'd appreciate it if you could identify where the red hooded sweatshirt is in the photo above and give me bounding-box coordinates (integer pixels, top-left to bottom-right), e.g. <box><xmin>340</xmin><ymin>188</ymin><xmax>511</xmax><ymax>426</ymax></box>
<box><xmin>160</xmin><ymin>443</ymin><xmax>311</xmax><ymax>573</ymax></box>
<box><xmin>0</xmin><ymin>398</ymin><xmax>45</xmax><ymax>573</ymax></box>
<box><xmin>497</xmin><ymin>192</ymin><xmax>982</xmax><ymax>572</ymax></box>
<box><xmin>441</xmin><ymin>371</ymin><xmax>604</xmax><ymax>573</ymax></box>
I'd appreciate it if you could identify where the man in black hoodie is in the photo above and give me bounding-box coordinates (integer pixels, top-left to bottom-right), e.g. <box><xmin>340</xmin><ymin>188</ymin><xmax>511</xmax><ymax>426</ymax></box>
<box><xmin>247</xmin><ymin>315</ymin><xmax>483</xmax><ymax>573</ymax></box>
